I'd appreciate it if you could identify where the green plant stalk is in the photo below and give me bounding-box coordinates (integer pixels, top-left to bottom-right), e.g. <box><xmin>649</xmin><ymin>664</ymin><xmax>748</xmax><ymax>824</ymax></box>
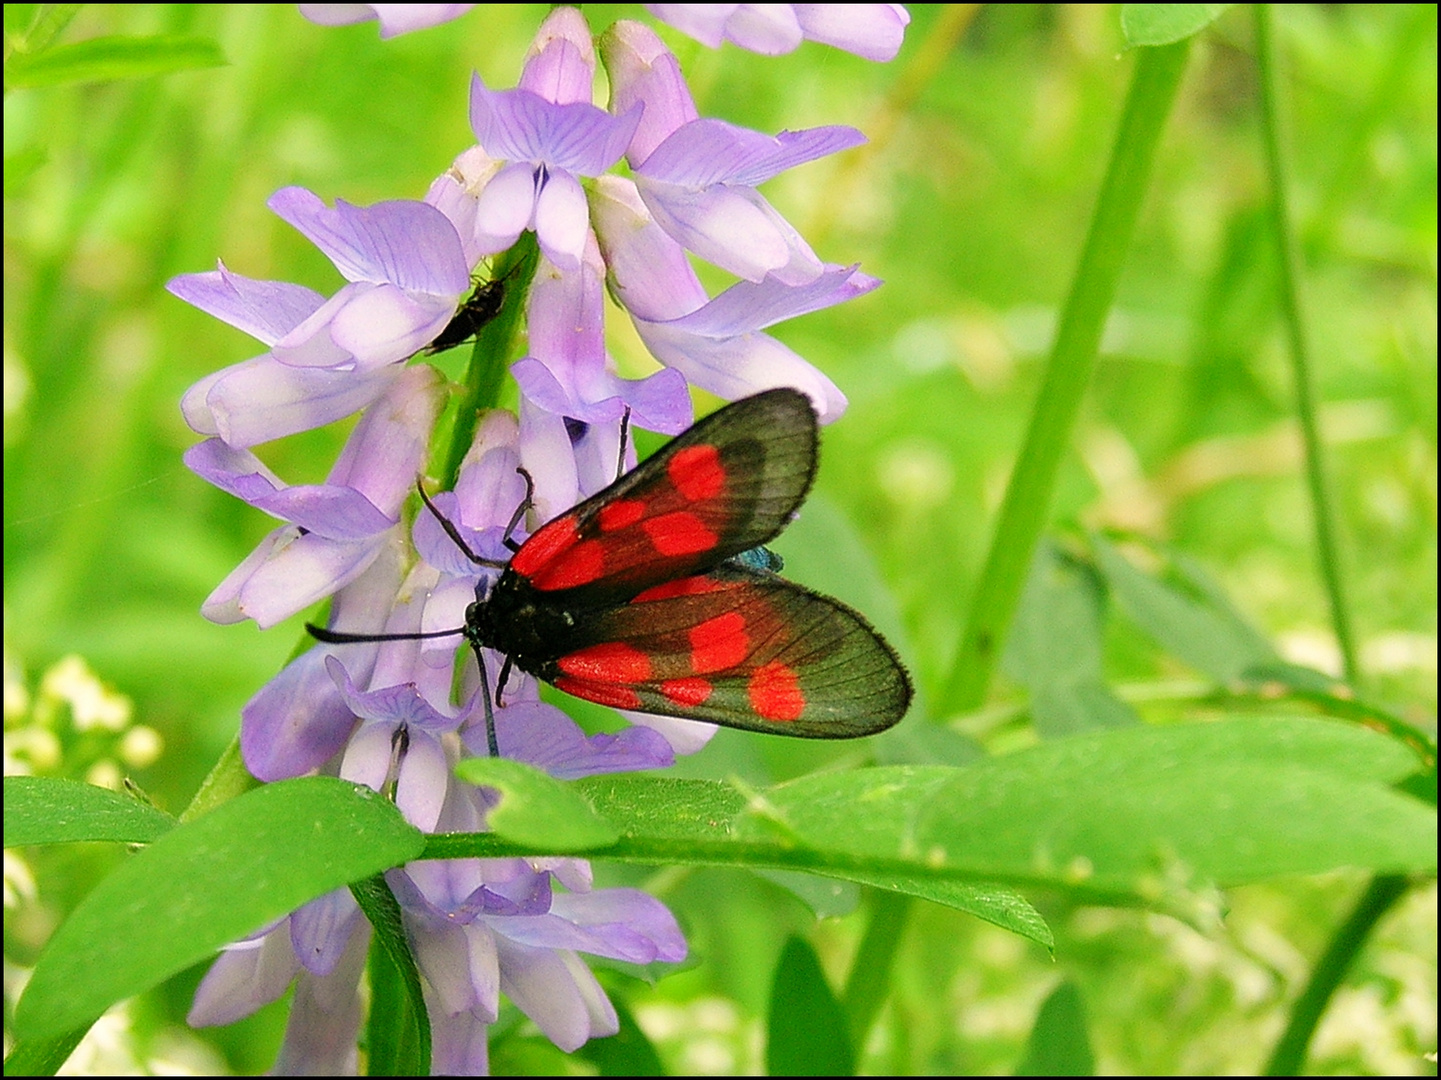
<box><xmin>439</xmin><ymin>233</ymin><xmax>539</xmax><ymax>490</ymax></box>
<box><xmin>1263</xmin><ymin>873</ymin><xmax>1411</xmax><ymax>1075</ymax></box>
<box><xmin>1253</xmin><ymin>5</ymin><xmax>1360</xmax><ymax>686</ymax></box>
<box><xmin>841</xmin><ymin>890</ymin><xmax>912</xmax><ymax>1052</ymax></box>
<box><xmin>943</xmin><ymin>40</ymin><xmax>1192</xmax><ymax>713</ymax></box>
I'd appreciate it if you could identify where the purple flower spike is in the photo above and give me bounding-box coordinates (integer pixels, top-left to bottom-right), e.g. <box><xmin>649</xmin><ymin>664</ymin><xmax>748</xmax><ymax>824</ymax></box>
<box><xmin>300</xmin><ymin>3</ymin><xmax>476</xmax><ymax>39</ymax></box>
<box><xmin>192</xmin><ymin>365</ymin><xmax>443</xmax><ymax>629</ymax></box>
<box><xmin>648</xmin><ymin>4</ymin><xmax>910</xmax><ymax>61</ymax></box>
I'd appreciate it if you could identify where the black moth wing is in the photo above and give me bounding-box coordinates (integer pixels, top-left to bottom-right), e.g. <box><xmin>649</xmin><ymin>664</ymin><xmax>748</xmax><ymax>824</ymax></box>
<box><xmin>538</xmin><ymin>564</ymin><xmax>913</xmax><ymax>738</ymax></box>
<box><xmin>505</xmin><ymin>388</ymin><xmax>819</xmax><ymax>609</ymax></box>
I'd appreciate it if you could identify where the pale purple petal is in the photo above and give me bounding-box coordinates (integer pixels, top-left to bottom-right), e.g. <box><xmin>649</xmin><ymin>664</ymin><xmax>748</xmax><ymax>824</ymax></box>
<box><xmin>338</xmin><ymin>718</ymin><xmax>396</xmax><ymax>795</ymax></box>
<box><xmin>532</xmin><ymin>168</ymin><xmax>591</xmax><ymax>269</ymax></box>
<box><xmin>487</xmin><ymin>699</ymin><xmax>675</xmax><ymax>777</ymax></box>
<box><xmin>668</xmin><ymin>264</ymin><xmax>882</xmax><ymax>334</ymax></box>
<box><xmin>591</xmin><ymin>176</ymin><xmax>708</xmax><ymax>321</ymax></box>
<box><xmin>327</xmin><ymin>655</ymin><xmax>467</xmax><ymax>732</ymax></box>
<box><xmin>183</xmin><ymin>439</ymin><xmax>285</xmax><ymax>506</ymax></box>
<box><xmin>188</xmin><ymin>928</ymin><xmax>300</xmax><ymax>1027</ymax></box>
<box><xmin>167</xmin><ymin>262</ymin><xmax>325</xmax><ymax>345</ymax></box>
<box><xmin>394</xmin><ymin>732</ymin><xmax>451</xmax><ymax>831</ymax></box>
<box><xmin>431</xmin><ymin>1008</ymin><xmax>491</xmax><ymax>1075</ymax></box>
<box><xmin>718</xmin><ymin>4</ymin><xmax>805</xmax><ymax>53</ymax></box>
<box><xmin>518</xmin><ymin>6</ymin><xmax>596</xmax><ymax>106</ymax></box>
<box><xmin>270</xmin><ymin>926</ymin><xmax>369</xmax><ymax>1076</ymax></box>
<box><xmin>646</xmin><ymin>5</ymin><xmax>744</xmax><ymax>48</ymax></box>
<box><xmin>471</xmin><ymin>159</ymin><xmax>538</xmax><ymax>255</ymax></box>
<box><xmin>267</xmin><ymin>187</ymin><xmax>470</xmax><ymax>295</ymax></box>
<box><xmin>251</xmin><ymin>485</ymin><xmax>395</xmax><ymax>539</ymax></box>
<box><xmin>639</xmin><ymin>119</ymin><xmax>864</xmax><ymax>188</ymax></box>
<box><xmin>323</xmin><ymin>282</ymin><xmax>455</xmax><ymax>368</ymax></box>
<box><xmin>328</xmin><ymin>365</ymin><xmax>445</xmax><ymax>514</ymax></box>
<box><xmin>600</xmin><ymin>21</ymin><xmax>699</xmax><ymax>166</ymax></box>
<box><xmin>638</xmin><ymin>177</ymin><xmax>817</xmax><ymax>283</ymax></box>
<box><xmin>635</xmin><ymin>318</ymin><xmax>848</xmax><ymax>422</ymax></box>
<box><xmin>517</xmin><ymin>396</ymin><xmax>581</xmax><ymax>527</ymax></box>
<box><xmin>469</xmin><ymin>74</ymin><xmax>640</xmax><ymax>176</ymax></box>
<box><xmin>215</xmin><ymin>528</ymin><xmax>391</xmax><ymax>629</ymax></box>
<box><xmin>242</xmin><ymin>648</ymin><xmax>359</xmax><ymax>780</ymax></box>
<box><xmin>794</xmin><ymin>3</ymin><xmax>910</xmax><ymax>61</ymax></box>
<box><xmin>181</xmin><ymin>352</ymin><xmax>402</xmax><ymax>448</ymax></box>
<box><xmin>299</xmin><ymin>4</ymin><xmax>475</xmax><ymax>37</ymax></box>
<box><xmin>511</xmin><ymin>356</ymin><xmax>691</xmax><ymax>434</ymax></box>
<box><xmin>495</xmin><ymin>941</ymin><xmax>617</xmax><ymax>1051</ymax></box>
<box><xmin>290</xmin><ymin>889</ymin><xmax>364</xmax><ymax>977</ymax></box>
<box><xmin>622</xmin><ymin>710</ymin><xmax>719</xmax><ymax>755</ymax></box>
<box><xmin>549</xmin><ymin>888</ymin><xmax>689</xmax><ymax>963</ymax></box>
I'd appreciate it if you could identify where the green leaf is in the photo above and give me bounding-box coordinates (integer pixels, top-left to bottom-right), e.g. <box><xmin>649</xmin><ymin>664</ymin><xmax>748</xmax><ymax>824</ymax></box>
<box><xmin>1015</xmin><ymin>980</ymin><xmax>1095</xmax><ymax>1075</ymax></box>
<box><xmin>1006</xmin><ymin>541</ymin><xmax>1139</xmax><ymax>736</ymax></box>
<box><xmin>5</xmin><ymin>34</ymin><xmax>226</xmax><ymax>90</ymax></box>
<box><xmin>4</xmin><ymin>775</ymin><xmax>176</xmax><ymax>846</ymax></box>
<box><xmin>14</xmin><ymin>778</ymin><xmax>423</xmax><ymax>1042</ymax></box>
<box><xmin>758</xmin><ymin>718</ymin><xmax>1434</xmax><ymax>897</ymax></box>
<box><xmin>766</xmin><ymin>936</ymin><xmax>855</xmax><ymax>1076</ymax></box>
<box><xmin>1094</xmin><ymin>535</ymin><xmax>1276</xmax><ymax>684</ymax></box>
<box><xmin>755</xmin><ymin>868</ymin><xmax>861</xmax><ymax>918</ymax></box>
<box><xmin>454</xmin><ymin>757</ymin><xmax>620</xmax><ymax>850</ymax></box>
<box><xmin>575</xmin><ymin>994</ymin><xmax>668</xmax><ymax>1077</ymax></box>
<box><xmin>831</xmin><ymin>872</ymin><xmax>1054</xmax><ymax>953</ymax></box>
<box><xmin>1121</xmin><ymin>4</ymin><xmax>1232</xmax><ymax>46</ymax></box>
<box><xmin>2</xmin><ymin>1027</ymin><xmax>88</xmax><ymax>1077</ymax></box>
<box><xmin>354</xmin><ymin>876</ymin><xmax>430</xmax><ymax>1077</ymax></box>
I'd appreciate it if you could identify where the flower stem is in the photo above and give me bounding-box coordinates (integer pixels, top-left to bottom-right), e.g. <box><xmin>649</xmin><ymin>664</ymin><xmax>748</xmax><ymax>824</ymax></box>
<box><xmin>438</xmin><ymin>233</ymin><xmax>539</xmax><ymax>490</ymax></box>
<box><xmin>942</xmin><ymin>39</ymin><xmax>1192</xmax><ymax>714</ymax></box>
<box><xmin>1253</xmin><ymin>4</ymin><xmax>1361</xmax><ymax>686</ymax></box>
<box><xmin>1263</xmin><ymin>873</ymin><xmax>1411</xmax><ymax>1075</ymax></box>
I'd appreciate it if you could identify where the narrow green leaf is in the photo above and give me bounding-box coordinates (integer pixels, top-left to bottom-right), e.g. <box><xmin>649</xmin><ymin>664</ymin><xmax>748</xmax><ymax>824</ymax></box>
<box><xmin>1094</xmin><ymin>535</ymin><xmax>1276</xmax><ymax>683</ymax></box>
<box><xmin>5</xmin><ymin>34</ymin><xmax>226</xmax><ymax>90</ymax></box>
<box><xmin>1015</xmin><ymin>980</ymin><xmax>1095</xmax><ymax>1075</ymax></box>
<box><xmin>455</xmin><ymin>757</ymin><xmax>620</xmax><ymax>850</ymax></box>
<box><xmin>1121</xmin><ymin>5</ymin><xmax>1232</xmax><ymax>47</ymax></box>
<box><xmin>755</xmin><ymin>869</ymin><xmax>861</xmax><ymax>918</ymax></box>
<box><xmin>575</xmin><ymin>994</ymin><xmax>667</xmax><ymax>1076</ymax></box>
<box><xmin>4</xmin><ymin>775</ymin><xmax>176</xmax><ymax>846</ymax></box>
<box><xmin>2</xmin><ymin>1027</ymin><xmax>88</xmax><ymax>1077</ymax></box>
<box><xmin>766</xmin><ymin>937</ymin><xmax>855</xmax><ymax>1077</ymax></box>
<box><xmin>1005</xmin><ymin>541</ymin><xmax>1139</xmax><ymax>736</ymax></box>
<box><xmin>354</xmin><ymin>876</ymin><xmax>430</xmax><ymax>1077</ymax></box>
<box><xmin>831</xmin><ymin>872</ymin><xmax>1054</xmax><ymax>952</ymax></box>
<box><xmin>15</xmin><ymin>778</ymin><xmax>423</xmax><ymax>1042</ymax></box>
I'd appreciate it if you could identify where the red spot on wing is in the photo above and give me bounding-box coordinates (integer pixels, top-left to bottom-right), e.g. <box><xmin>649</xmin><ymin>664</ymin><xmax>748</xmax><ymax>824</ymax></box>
<box><xmin>632</xmin><ymin>576</ymin><xmax>729</xmax><ymax>603</ymax></box>
<box><xmin>748</xmin><ymin>661</ymin><xmax>805</xmax><ymax>721</ymax></box>
<box><xmin>527</xmin><ymin>539</ymin><xmax>606</xmax><ymax>590</ymax></box>
<box><xmin>689</xmin><ymin>612</ymin><xmax>748</xmax><ymax>674</ymax></box>
<box><xmin>662</xmin><ymin>677</ymin><xmax>713</xmax><ymax>706</ymax></box>
<box><xmin>642</xmin><ymin>512</ymin><xmax>717</xmax><ymax>556</ymax></box>
<box><xmin>599</xmin><ymin>498</ymin><xmax>646</xmax><ymax>531</ymax></box>
<box><xmin>558</xmin><ymin>642</ymin><xmax>653</xmax><ymax>682</ymax></box>
<box><xmin>510</xmin><ymin>514</ymin><xmax>578</xmax><ymax>576</ymax></box>
<box><xmin>554</xmin><ymin>676</ymin><xmax>641</xmax><ymax>711</ymax></box>
<box><xmin>668</xmin><ymin>444</ymin><xmax>726</xmax><ymax>501</ymax></box>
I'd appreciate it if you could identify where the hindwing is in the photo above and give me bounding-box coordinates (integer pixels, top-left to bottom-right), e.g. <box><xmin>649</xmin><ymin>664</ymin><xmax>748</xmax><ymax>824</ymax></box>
<box><xmin>537</xmin><ymin>564</ymin><xmax>912</xmax><ymax>738</ymax></box>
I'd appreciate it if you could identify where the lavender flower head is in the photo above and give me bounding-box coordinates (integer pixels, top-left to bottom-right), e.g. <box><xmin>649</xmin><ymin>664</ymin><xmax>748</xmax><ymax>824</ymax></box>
<box><xmin>176</xmin><ymin>3</ymin><xmax>906</xmax><ymax>1072</ymax></box>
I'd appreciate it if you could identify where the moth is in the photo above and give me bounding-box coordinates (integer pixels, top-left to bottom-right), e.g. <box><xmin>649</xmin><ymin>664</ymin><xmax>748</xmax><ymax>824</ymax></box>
<box><xmin>312</xmin><ymin>388</ymin><xmax>912</xmax><ymax>741</ymax></box>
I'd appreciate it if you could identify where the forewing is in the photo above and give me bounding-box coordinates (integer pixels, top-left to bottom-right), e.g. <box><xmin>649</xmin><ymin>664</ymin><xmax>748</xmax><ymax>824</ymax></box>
<box><xmin>539</xmin><ymin>566</ymin><xmax>912</xmax><ymax>738</ymax></box>
<box><xmin>508</xmin><ymin>389</ymin><xmax>817</xmax><ymax>606</ymax></box>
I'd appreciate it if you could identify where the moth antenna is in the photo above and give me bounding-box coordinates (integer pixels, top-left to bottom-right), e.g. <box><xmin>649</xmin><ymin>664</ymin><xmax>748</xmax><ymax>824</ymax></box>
<box><xmin>416</xmin><ymin>479</ymin><xmax>506</xmax><ymax>568</ymax></box>
<box><xmin>502</xmin><ymin>467</ymin><xmax>536</xmax><ymax>552</ymax></box>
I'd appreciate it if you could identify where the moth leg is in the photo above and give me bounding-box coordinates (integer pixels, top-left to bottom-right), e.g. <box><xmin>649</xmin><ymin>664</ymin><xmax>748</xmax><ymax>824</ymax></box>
<box><xmin>495</xmin><ymin>654</ymin><xmax>515</xmax><ymax>708</ymax></box>
<box><xmin>502</xmin><ymin>468</ymin><xmax>536</xmax><ymax>552</ymax></box>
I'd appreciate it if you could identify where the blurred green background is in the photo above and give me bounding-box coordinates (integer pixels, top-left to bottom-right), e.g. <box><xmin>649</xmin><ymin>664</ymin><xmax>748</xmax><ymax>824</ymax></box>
<box><xmin>4</xmin><ymin>4</ymin><xmax>1435</xmax><ymax>1074</ymax></box>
